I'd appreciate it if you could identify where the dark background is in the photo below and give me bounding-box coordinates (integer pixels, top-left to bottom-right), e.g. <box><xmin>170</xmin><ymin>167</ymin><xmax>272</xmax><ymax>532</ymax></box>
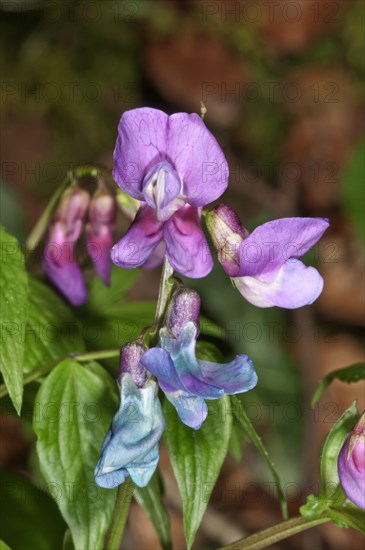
<box><xmin>1</xmin><ymin>1</ymin><xmax>364</xmax><ymax>548</ymax></box>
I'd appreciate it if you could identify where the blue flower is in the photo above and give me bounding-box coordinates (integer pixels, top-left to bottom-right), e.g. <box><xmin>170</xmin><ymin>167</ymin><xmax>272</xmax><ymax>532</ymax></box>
<box><xmin>141</xmin><ymin>321</ymin><xmax>257</xmax><ymax>430</ymax></box>
<box><xmin>94</xmin><ymin>373</ymin><xmax>165</xmax><ymax>488</ymax></box>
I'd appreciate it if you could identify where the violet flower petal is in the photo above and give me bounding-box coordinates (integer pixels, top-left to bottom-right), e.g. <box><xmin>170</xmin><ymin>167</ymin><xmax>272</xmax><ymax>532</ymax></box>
<box><xmin>237</xmin><ymin>217</ymin><xmax>329</xmax><ymax>278</ymax></box>
<box><xmin>234</xmin><ymin>259</ymin><xmax>324</xmax><ymax>309</ymax></box>
<box><xmin>43</xmin><ymin>249</ymin><xmax>88</xmax><ymax>306</ymax></box>
<box><xmin>113</xmin><ymin>108</ymin><xmax>168</xmax><ymax>200</ymax></box>
<box><xmin>111</xmin><ymin>204</ymin><xmax>163</xmax><ymax>269</ymax></box>
<box><xmin>164</xmin><ymin>205</ymin><xmax>213</xmax><ymax>278</ymax></box>
<box><xmin>338</xmin><ymin>438</ymin><xmax>365</xmax><ymax>509</ymax></box>
<box><xmin>168</xmin><ymin>113</ymin><xmax>229</xmax><ymax>206</ymax></box>
<box><xmin>198</xmin><ymin>355</ymin><xmax>258</xmax><ymax>394</ymax></box>
<box><xmin>165</xmin><ymin>391</ymin><xmax>208</xmax><ymax>430</ymax></box>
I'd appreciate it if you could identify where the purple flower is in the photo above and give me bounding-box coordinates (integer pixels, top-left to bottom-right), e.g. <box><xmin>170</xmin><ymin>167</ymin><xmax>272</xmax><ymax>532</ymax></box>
<box><xmin>338</xmin><ymin>413</ymin><xmax>365</xmax><ymax>509</ymax></box>
<box><xmin>207</xmin><ymin>204</ymin><xmax>329</xmax><ymax>309</ymax></box>
<box><xmin>141</xmin><ymin>289</ymin><xmax>257</xmax><ymax>429</ymax></box>
<box><xmin>87</xmin><ymin>187</ymin><xmax>116</xmax><ymax>286</ymax></box>
<box><xmin>43</xmin><ymin>185</ymin><xmax>90</xmax><ymax>306</ymax></box>
<box><xmin>111</xmin><ymin>108</ymin><xmax>229</xmax><ymax>278</ymax></box>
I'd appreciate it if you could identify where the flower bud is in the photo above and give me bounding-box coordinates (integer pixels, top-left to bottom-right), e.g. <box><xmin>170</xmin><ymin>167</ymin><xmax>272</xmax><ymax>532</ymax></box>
<box><xmin>338</xmin><ymin>412</ymin><xmax>365</xmax><ymax>509</ymax></box>
<box><xmin>118</xmin><ymin>342</ymin><xmax>148</xmax><ymax>388</ymax></box>
<box><xmin>87</xmin><ymin>187</ymin><xmax>117</xmax><ymax>285</ymax></box>
<box><xmin>44</xmin><ymin>185</ymin><xmax>89</xmax><ymax>305</ymax></box>
<box><xmin>165</xmin><ymin>288</ymin><xmax>201</xmax><ymax>338</ymax></box>
<box><xmin>206</xmin><ymin>204</ymin><xmax>248</xmax><ymax>277</ymax></box>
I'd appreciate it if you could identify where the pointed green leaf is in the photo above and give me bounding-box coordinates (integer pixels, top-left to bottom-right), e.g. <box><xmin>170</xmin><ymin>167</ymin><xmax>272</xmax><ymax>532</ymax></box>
<box><xmin>231</xmin><ymin>395</ymin><xmax>288</xmax><ymax>519</ymax></box>
<box><xmin>311</xmin><ymin>364</ymin><xmax>365</xmax><ymax>407</ymax></box>
<box><xmin>134</xmin><ymin>472</ymin><xmax>172</xmax><ymax>550</ymax></box>
<box><xmin>0</xmin><ymin>468</ymin><xmax>66</xmax><ymax>549</ymax></box>
<box><xmin>163</xmin><ymin>396</ymin><xmax>232</xmax><ymax>550</ymax></box>
<box><xmin>33</xmin><ymin>359</ymin><xmax>119</xmax><ymax>550</ymax></box>
<box><xmin>0</xmin><ymin>226</ymin><xmax>28</xmax><ymax>413</ymax></box>
<box><xmin>0</xmin><ymin>541</ymin><xmax>11</xmax><ymax>550</ymax></box>
<box><xmin>24</xmin><ymin>278</ymin><xmax>85</xmax><ymax>374</ymax></box>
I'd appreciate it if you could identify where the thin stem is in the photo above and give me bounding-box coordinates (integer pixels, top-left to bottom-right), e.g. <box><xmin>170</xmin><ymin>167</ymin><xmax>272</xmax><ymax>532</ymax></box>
<box><xmin>0</xmin><ymin>348</ymin><xmax>120</xmax><ymax>398</ymax></box>
<box><xmin>106</xmin><ymin>478</ymin><xmax>134</xmax><ymax>550</ymax></box>
<box><xmin>154</xmin><ymin>257</ymin><xmax>174</xmax><ymax>326</ymax></box>
<box><xmin>218</xmin><ymin>515</ymin><xmax>329</xmax><ymax>550</ymax></box>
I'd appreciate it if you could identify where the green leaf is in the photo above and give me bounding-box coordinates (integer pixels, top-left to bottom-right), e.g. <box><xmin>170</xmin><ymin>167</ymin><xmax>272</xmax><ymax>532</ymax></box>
<box><xmin>319</xmin><ymin>401</ymin><xmax>359</xmax><ymax>498</ymax></box>
<box><xmin>24</xmin><ymin>278</ymin><xmax>85</xmax><ymax>374</ymax></box>
<box><xmin>163</xmin><ymin>396</ymin><xmax>232</xmax><ymax>550</ymax></box>
<box><xmin>134</xmin><ymin>472</ymin><xmax>172</xmax><ymax>550</ymax></box>
<box><xmin>311</xmin><ymin>364</ymin><xmax>365</xmax><ymax>407</ymax></box>
<box><xmin>33</xmin><ymin>359</ymin><xmax>119</xmax><ymax>550</ymax></box>
<box><xmin>0</xmin><ymin>468</ymin><xmax>66</xmax><ymax>549</ymax></box>
<box><xmin>0</xmin><ymin>226</ymin><xmax>28</xmax><ymax>413</ymax></box>
<box><xmin>0</xmin><ymin>540</ymin><xmax>11</xmax><ymax>550</ymax></box>
<box><xmin>231</xmin><ymin>395</ymin><xmax>288</xmax><ymax>519</ymax></box>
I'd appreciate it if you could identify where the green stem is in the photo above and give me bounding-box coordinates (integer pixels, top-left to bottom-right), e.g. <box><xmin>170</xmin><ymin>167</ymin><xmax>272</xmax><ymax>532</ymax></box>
<box><xmin>0</xmin><ymin>348</ymin><xmax>120</xmax><ymax>398</ymax></box>
<box><xmin>154</xmin><ymin>257</ymin><xmax>174</xmax><ymax>327</ymax></box>
<box><xmin>106</xmin><ymin>478</ymin><xmax>134</xmax><ymax>550</ymax></box>
<box><xmin>219</xmin><ymin>515</ymin><xmax>329</xmax><ymax>550</ymax></box>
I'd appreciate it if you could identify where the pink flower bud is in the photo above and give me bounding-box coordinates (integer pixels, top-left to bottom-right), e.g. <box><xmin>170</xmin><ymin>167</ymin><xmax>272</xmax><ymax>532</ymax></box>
<box><xmin>165</xmin><ymin>288</ymin><xmax>201</xmax><ymax>338</ymax></box>
<box><xmin>206</xmin><ymin>204</ymin><xmax>248</xmax><ymax>277</ymax></box>
<box><xmin>338</xmin><ymin>412</ymin><xmax>365</xmax><ymax>509</ymax></box>
<box><xmin>87</xmin><ymin>187</ymin><xmax>117</xmax><ymax>286</ymax></box>
<box><xmin>119</xmin><ymin>341</ymin><xmax>148</xmax><ymax>388</ymax></box>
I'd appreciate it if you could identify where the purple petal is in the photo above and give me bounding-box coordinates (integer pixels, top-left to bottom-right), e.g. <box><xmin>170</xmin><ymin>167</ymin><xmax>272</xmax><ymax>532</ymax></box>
<box><xmin>111</xmin><ymin>205</ymin><xmax>163</xmax><ymax>269</ymax></box>
<box><xmin>165</xmin><ymin>391</ymin><xmax>208</xmax><ymax>430</ymax></box>
<box><xmin>234</xmin><ymin>259</ymin><xmax>324</xmax><ymax>309</ymax></box>
<box><xmin>198</xmin><ymin>354</ymin><xmax>258</xmax><ymax>394</ymax></box>
<box><xmin>113</xmin><ymin>108</ymin><xmax>168</xmax><ymax>199</ymax></box>
<box><xmin>142</xmin><ymin>161</ymin><xmax>185</xmax><ymax>222</ymax></box>
<box><xmin>237</xmin><ymin>217</ymin><xmax>329</xmax><ymax>278</ymax></box>
<box><xmin>87</xmin><ymin>225</ymin><xmax>113</xmax><ymax>285</ymax></box>
<box><xmin>164</xmin><ymin>206</ymin><xmax>213</xmax><ymax>278</ymax></box>
<box><xmin>338</xmin><ymin>439</ymin><xmax>365</xmax><ymax>509</ymax></box>
<box><xmin>167</xmin><ymin>113</ymin><xmax>228</xmax><ymax>206</ymax></box>
<box><xmin>141</xmin><ymin>240</ymin><xmax>166</xmax><ymax>270</ymax></box>
<box><xmin>43</xmin><ymin>252</ymin><xmax>88</xmax><ymax>306</ymax></box>
<box><xmin>140</xmin><ymin>348</ymin><xmax>182</xmax><ymax>393</ymax></box>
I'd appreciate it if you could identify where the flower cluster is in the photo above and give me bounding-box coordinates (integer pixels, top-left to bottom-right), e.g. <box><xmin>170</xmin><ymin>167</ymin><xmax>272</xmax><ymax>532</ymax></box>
<box><xmin>44</xmin><ymin>181</ymin><xmax>116</xmax><ymax>305</ymax></box>
<box><xmin>95</xmin><ymin>288</ymin><xmax>258</xmax><ymax>488</ymax></box>
<box><xmin>61</xmin><ymin>106</ymin><xmax>330</xmax><ymax>490</ymax></box>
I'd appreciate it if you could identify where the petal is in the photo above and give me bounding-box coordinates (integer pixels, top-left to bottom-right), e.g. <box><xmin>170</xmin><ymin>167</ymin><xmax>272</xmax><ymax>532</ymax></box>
<box><xmin>167</xmin><ymin>113</ymin><xmax>229</xmax><ymax>206</ymax></box>
<box><xmin>164</xmin><ymin>206</ymin><xmax>213</xmax><ymax>278</ymax></box>
<box><xmin>141</xmin><ymin>240</ymin><xmax>166</xmax><ymax>270</ymax></box>
<box><xmin>234</xmin><ymin>259</ymin><xmax>324</xmax><ymax>309</ymax></box>
<box><xmin>113</xmin><ymin>108</ymin><xmax>168</xmax><ymax>199</ymax></box>
<box><xmin>87</xmin><ymin>225</ymin><xmax>113</xmax><ymax>285</ymax></box>
<box><xmin>140</xmin><ymin>348</ymin><xmax>182</xmax><ymax>393</ymax></box>
<box><xmin>237</xmin><ymin>217</ymin><xmax>330</xmax><ymax>278</ymax></box>
<box><xmin>111</xmin><ymin>205</ymin><xmax>163</xmax><ymax>269</ymax></box>
<box><xmin>338</xmin><ymin>439</ymin><xmax>365</xmax><ymax>509</ymax></box>
<box><xmin>165</xmin><ymin>391</ymin><xmax>208</xmax><ymax>430</ymax></box>
<box><xmin>143</xmin><ymin>161</ymin><xmax>185</xmax><ymax>222</ymax></box>
<box><xmin>43</xmin><ymin>250</ymin><xmax>87</xmax><ymax>306</ymax></box>
<box><xmin>198</xmin><ymin>354</ymin><xmax>258</xmax><ymax>394</ymax></box>
<box><xmin>94</xmin><ymin>376</ymin><xmax>165</xmax><ymax>489</ymax></box>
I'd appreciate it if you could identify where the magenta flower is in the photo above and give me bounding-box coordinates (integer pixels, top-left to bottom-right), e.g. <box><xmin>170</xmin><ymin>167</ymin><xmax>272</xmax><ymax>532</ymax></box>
<box><xmin>207</xmin><ymin>204</ymin><xmax>329</xmax><ymax>309</ymax></box>
<box><xmin>338</xmin><ymin>413</ymin><xmax>365</xmax><ymax>509</ymax></box>
<box><xmin>111</xmin><ymin>108</ymin><xmax>228</xmax><ymax>278</ymax></box>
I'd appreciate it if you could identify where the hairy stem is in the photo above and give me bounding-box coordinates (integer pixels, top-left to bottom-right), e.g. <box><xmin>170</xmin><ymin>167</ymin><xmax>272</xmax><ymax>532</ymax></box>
<box><xmin>218</xmin><ymin>515</ymin><xmax>329</xmax><ymax>550</ymax></box>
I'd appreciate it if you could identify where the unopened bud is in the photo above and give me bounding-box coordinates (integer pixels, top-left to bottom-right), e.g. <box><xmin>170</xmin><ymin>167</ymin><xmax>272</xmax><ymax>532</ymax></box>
<box><xmin>87</xmin><ymin>187</ymin><xmax>117</xmax><ymax>285</ymax></box>
<box><xmin>118</xmin><ymin>342</ymin><xmax>148</xmax><ymax>388</ymax></box>
<box><xmin>206</xmin><ymin>204</ymin><xmax>248</xmax><ymax>277</ymax></box>
<box><xmin>165</xmin><ymin>289</ymin><xmax>201</xmax><ymax>338</ymax></box>
<box><xmin>56</xmin><ymin>185</ymin><xmax>90</xmax><ymax>241</ymax></box>
<box><xmin>338</xmin><ymin>412</ymin><xmax>365</xmax><ymax>509</ymax></box>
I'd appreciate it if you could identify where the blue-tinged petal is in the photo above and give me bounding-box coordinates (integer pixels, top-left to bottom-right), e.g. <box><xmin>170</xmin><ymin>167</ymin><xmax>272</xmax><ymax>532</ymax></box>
<box><xmin>198</xmin><ymin>354</ymin><xmax>258</xmax><ymax>394</ymax></box>
<box><xmin>140</xmin><ymin>347</ymin><xmax>182</xmax><ymax>393</ymax></box>
<box><xmin>165</xmin><ymin>390</ymin><xmax>208</xmax><ymax>430</ymax></box>
<box><xmin>160</xmin><ymin>323</ymin><xmax>223</xmax><ymax>399</ymax></box>
<box><xmin>94</xmin><ymin>375</ymin><xmax>165</xmax><ymax>489</ymax></box>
